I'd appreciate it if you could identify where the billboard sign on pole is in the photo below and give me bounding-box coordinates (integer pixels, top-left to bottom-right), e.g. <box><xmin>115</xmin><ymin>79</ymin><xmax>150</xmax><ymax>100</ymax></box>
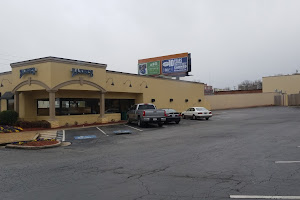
<box><xmin>138</xmin><ymin>52</ymin><xmax>191</xmax><ymax>77</ymax></box>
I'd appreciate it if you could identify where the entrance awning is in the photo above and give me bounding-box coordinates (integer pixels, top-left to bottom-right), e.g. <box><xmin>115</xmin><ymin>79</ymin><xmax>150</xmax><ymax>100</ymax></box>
<box><xmin>0</xmin><ymin>92</ymin><xmax>14</xmax><ymax>99</ymax></box>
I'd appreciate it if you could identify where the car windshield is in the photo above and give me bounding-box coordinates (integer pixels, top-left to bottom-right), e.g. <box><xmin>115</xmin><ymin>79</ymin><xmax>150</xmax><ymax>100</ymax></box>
<box><xmin>138</xmin><ymin>105</ymin><xmax>155</xmax><ymax>110</ymax></box>
<box><xmin>165</xmin><ymin>109</ymin><xmax>176</xmax><ymax>113</ymax></box>
<box><xmin>196</xmin><ymin>107</ymin><xmax>207</xmax><ymax>111</ymax></box>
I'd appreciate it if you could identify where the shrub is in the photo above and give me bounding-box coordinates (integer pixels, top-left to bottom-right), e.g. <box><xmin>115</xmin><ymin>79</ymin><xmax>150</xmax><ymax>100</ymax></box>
<box><xmin>0</xmin><ymin>110</ymin><xmax>19</xmax><ymax>125</ymax></box>
<box><xmin>18</xmin><ymin>121</ymin><xmax>31</xmax><ymax>128</ymax></box>
<box><xmin>17</xmin><ymin>120</ymin><xmax>51</xmax><ymax>128</ymax></box>
<box><xmin>40</xmin><ymin>120</ymin><xmax>51</xmax><ymax>128</ymax></box>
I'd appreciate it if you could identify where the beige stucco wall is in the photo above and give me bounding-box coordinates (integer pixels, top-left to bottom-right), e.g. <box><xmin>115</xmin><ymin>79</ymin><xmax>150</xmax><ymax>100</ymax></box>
<box><xmin>0</xmin><ymin>99</ymin><xmax>7</xmax><ymax>112</ymax></box>
<box><xmin>0</xmin><ymin>72</ymin><xmax>13</xmax><ymax>92</ymax></box>
<box><xmin>10</xmin><ymin>62</ymin><xmax>106</xmax><ymax>92</ymax></box>
<box><xmin>263</xmin><ymin>74</ymin><xmax>300</xmax><ymax>95</ymax></box>
<box><xmin>37</xmin><ymin>113</ymin><xmax>120</xmax><ymax>127</ymax></box>
<box><xmin>12</xmin><ymin>62</ymin><xmax>52</xmax><ymax>90</ymax></box>
<box><xmin>50</xmin><ymin>62</ymin><xmax>106</xmax><ymax>90</ymax></box>
<box><xmin>106</xmin><ymin>71</ymin><xmax>211</xmax><ymax>112</ymax></box>
<box><xmin>205</xmin><ymin>93</ymin><xmax>276</xmax><ymax>110</ymax></box>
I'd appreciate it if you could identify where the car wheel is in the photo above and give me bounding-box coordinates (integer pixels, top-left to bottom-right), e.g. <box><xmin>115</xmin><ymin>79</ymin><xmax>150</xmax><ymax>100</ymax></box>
<box><xmin>182</xmin><ymin>114</ymin><xmax>185</xmax><ymax>119</ymax></box>
<box><xmin>192</xmin><ymin>115</ymin><xmax>196</xmax><ymax>120</ymax></box>
<box><xmin>206</xmin><ymin>117</ymin><xmax>209</xmax><ymax>120</ymax></box>
<box><xmin>158</xmin><ymin>123</ymin><xmax>163</xmax><ymax>127</ymax></box>
<box><xmin>127</xmin><ymin>116</ymin><xmax>131</xmax><ymax>124</ymax></box>
<box><xmin>175</xmin><ymin>121</ymin><xmax>180</xmax><ymax>124</ymax></box>
<box><xmin>137</xmin><ymin>117</ymin><xmax>144</xmax><ymax>127</ymax></box>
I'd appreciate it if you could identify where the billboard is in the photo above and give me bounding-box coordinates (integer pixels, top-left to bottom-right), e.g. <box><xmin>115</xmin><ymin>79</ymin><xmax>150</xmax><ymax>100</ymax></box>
<box><xmin>138</xmin><ymin>61</ymin><xmax>160</xmax><ymax>75</ymax></box>
<box><xmin>138</xmin><ymin>53</ymin><xmax>191</xmax><ymax>77</ymax></box>
<box><xmin>162</xmin><ymin>57</ymin><xmax>188</xmax><ymax>74</ymax></box>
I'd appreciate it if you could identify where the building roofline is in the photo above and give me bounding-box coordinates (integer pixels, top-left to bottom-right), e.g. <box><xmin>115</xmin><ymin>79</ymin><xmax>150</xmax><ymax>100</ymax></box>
<box><xmin>0</xmin><ymin>71</ymin><xmax>12</xmax><ymax>76</ymax></box>
<box><xmin>10</xmin><ymin>57</ymin><xmax>107</xmax><ymax>69</ymax></box>
<box><xmin>106</xmin><ymin>70</ymin><xmax>204</xmax><ymax>84</ymax></box>
<box><xmin>263</xmin><ymin>73</ymin><xmax>300</xmax><ymax>78</ymax></box>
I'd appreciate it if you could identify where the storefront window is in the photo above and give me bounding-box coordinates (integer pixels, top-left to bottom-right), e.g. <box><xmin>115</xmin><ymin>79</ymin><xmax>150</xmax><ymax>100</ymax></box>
<box><xmin>105</xmin><ymin>99</ymin><xmax>135</xmax><ymax>120</ymax></box>
<box><xmin>105</xmin><ymin>99</ymin><xmax>135</xmax><ymax>114</ymax></box>
<box><xmin>37</xmin><ymin>98</ymin><xmax>100</xmax><ymax>116</ymax></box>
<box><xmin>7</xmin><ymin>99</ymin><xmax>14</xmax><ymax>111</ymax></box>
<box><xmin>62</xmin><ymin>101</ymin><xmax>69</xmax><ymax>108</ymax></box>
<box><xmin>105</xmin><ymin>99</ymin><xmax>120</xmax><ymax>113</ymax></box>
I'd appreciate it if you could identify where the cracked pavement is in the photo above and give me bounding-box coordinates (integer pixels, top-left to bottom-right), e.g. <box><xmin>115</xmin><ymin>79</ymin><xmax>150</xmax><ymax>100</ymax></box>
<box><xmin>1</xmin><ymin>107</ymin><xmax>300</xmax><ymax>199</ymax></box>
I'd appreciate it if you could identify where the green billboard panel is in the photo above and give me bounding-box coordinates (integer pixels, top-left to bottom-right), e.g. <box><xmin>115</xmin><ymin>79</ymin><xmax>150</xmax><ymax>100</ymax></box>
<box><xmin>138</xmin><ymin>61</ymin><xmax>160</xmax><ymax>75</ymax></box>
<box><xmin>147</xmin><ymin>61</ymin><xmax>160</xmax><ymax>75</ymax></box>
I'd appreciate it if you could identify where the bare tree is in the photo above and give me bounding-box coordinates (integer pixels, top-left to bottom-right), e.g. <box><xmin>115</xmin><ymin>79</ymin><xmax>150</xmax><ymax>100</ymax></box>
<box><xmin>238</xmin><ymin>80</ymin><xmax>262</xmax><ymax>90</ymax></box>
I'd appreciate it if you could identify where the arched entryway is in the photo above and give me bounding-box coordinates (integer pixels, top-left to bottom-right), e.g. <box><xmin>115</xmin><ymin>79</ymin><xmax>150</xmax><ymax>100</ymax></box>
<box><xmin>12</xmin><ymin>79</ymin><xmax>51</xmax><ymax>114</ymax></box>
<box><xmin>12</xmin><ymin>79</ymin><xmax>107</xmax><ymax>122</ymax></box>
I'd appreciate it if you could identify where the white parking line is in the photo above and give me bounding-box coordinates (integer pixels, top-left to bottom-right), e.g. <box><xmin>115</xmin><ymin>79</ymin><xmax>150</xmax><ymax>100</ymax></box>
<box><xmin>62</xmin><ymin>130</ymin><xmax>65</xmax><ymax>141</ymax></box>
<box><xmin>275</xmin><ymin>161</ymin><xmax>300</xmax><ymax>164</ymax></box>
<box><xmin>96</xmin><ymin>127</ymin><xmax>109</xmax><ymax>136</ymax></box>
<box><xmin>230</xmin><ymin>195</ymin><xmax>300</xmax><ymax>199</ymax></box>
<box><xmin>297</xmin><ymin>146</ymin><xmax>300</xmax><ymax>148</ymax></box>
<box><xmin>123</xmin><ymin>124</ymin><xmax>143</xmax><ymax>132</ymax></box>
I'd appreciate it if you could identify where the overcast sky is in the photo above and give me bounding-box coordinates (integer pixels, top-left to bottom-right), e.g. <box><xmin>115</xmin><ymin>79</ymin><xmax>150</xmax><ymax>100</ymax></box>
<box><xmin>1</xmin><ymin>0</ymin><xmax>300</xmax><ymax>89</ymax></box>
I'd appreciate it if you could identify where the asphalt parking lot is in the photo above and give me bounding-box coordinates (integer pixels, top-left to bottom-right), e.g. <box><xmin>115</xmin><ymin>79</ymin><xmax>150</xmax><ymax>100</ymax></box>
<box><xmin>1</xmin><ymin>106</ymin><xmax>300</xmax><ymax>200</ymax></box>
<box><xmin>65</xmin><ymin>118</ymin><xmax>209</xmax><ymax>146</ymax></box>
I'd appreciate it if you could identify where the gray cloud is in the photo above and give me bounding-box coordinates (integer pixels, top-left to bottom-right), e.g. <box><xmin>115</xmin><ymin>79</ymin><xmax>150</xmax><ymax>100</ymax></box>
<box><xmin>1</xmin><ymin>0</ymin><xmax>300</xmax><ymax>88</ymax></box>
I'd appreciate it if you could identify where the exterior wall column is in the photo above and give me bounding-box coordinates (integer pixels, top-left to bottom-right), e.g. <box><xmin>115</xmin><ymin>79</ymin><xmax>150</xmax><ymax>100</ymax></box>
<box><xmin>14</xmin><ymin>91</ymin><xmax>20</xmax><ymax>113</ymax></box>
<box><xmin>48</xmin><ymin>90</ymin><xmax>56</xmax><ymax>120</ymax></box>
<box><xmin>100</xmin><ymin>92</ymin><xmax>105</xmax><ymax>118</ymax></box>
<box><xmin>0</xmin><ymin>99</ymin><xmax>7</xmax><ymax>112</ymax></box>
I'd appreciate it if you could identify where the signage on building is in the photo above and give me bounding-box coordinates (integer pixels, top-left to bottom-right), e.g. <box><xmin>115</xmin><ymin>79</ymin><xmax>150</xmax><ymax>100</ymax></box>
<box><xmin>20</xmin><ymin>68</ymin><xmax>37</xmax><ymax>78</ymax></box>
<box><xmin>138</xmin><ymin>53</ymin><xmax>191</xmax><ymax>77</ymax></box>
<box><xmin>71</xmin><ymin>68</ymin><xmax>93</xmax><ymax>77</ymax></box>
<box><xmin>138</xmin><ymin>61</ymin><xmax>160</xmax><ymax>75</ymax></box>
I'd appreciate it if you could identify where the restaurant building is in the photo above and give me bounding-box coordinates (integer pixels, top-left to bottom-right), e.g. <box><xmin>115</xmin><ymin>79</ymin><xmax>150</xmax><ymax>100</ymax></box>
<box><xmin>0</xmin><ymin>57</ymin><xmax>210</xmax><ymax>127</ymax></box>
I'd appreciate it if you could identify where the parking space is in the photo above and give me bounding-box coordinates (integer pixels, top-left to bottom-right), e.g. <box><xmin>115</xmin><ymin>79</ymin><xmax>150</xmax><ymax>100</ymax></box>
<box><xmin>64</xmin><ymin>117</ymin><xmax>217</xmax><ymax>146</ymax></box>
<box><xmin>65</xmin><ymin>124</ymin><xmax>140</xmax><ymax>145</ymax></box>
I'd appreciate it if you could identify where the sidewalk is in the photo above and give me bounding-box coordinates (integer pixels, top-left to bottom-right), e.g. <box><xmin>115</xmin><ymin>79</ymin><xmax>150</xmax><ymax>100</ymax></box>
<box><xmin>0</xmin><ymin>132</ymin><xmax>39</xmax><ymax>145</ymax></box>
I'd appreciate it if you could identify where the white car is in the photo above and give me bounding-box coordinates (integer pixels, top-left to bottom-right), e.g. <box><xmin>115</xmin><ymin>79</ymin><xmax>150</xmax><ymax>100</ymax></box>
<box><xmin>181</xmin><ymin>107</ymin><xmax>212</xmax><ymax>120</ymax></box>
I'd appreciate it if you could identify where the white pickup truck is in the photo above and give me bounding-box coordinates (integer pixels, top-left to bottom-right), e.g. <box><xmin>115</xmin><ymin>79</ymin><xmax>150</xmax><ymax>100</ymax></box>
<box><xmin>126</xmin><ymin>103</ymin><xmax>166</xmax><ymax>127</ymax></box>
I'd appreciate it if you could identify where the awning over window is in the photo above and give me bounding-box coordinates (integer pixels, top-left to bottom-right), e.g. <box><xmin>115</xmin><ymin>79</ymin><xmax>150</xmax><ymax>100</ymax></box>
<box><xmin>0</xmin><ymin>92</ymin><xmax>14</xmax><ymax>99</ymax></box>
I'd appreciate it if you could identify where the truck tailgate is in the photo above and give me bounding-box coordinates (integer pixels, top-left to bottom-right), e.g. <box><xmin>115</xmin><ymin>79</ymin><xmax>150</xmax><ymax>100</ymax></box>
<box><xmin>144</xmin><ymin>109</ymin><xmax>165</xmax><ymax>117</ymax></box>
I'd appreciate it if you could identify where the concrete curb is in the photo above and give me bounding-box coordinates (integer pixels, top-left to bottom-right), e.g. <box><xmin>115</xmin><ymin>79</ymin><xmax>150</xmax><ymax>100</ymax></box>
<box><xmin>61</xmin><ymin>142</ymin><xmax>71</xmax><ymax>147</ymax></box>
<box><xmin>6</xmin><ymin>141</ymin><xmax>62</xmax><ymax>150</ymax></box>
<box><xmin>57</xmin><ymin>121</ymin><xmax>127</xmax><ymax>131</ymax></box>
